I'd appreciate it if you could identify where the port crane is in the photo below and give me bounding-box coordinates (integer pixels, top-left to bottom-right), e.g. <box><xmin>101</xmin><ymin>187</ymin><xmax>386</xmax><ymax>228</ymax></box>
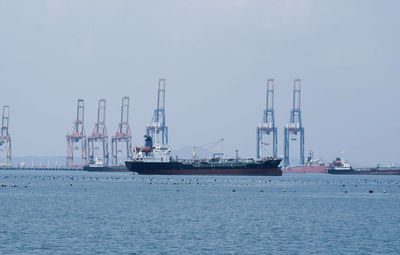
<box><xmin>111</xmin><ymin>97</ymin><xmax>132</xmax><ymax>165</ymax></box>
<box><xmin>256</xmin><ymin>79</ymin><xmax>277</xmax><ymax>159</ymax></box>
<box><xmin>88</xmin><ymin>99</ymin><xmax>109</xmax><ymax>165</ymax></box>
<box><xmin>66</xmin><ymin>99</ymin><xmax>87</xmax><ymax>167</ymax></box>
<box><xmin>283</xmin><ymin>79</ymin><xmax>305</xmax><ymax>166</ymax></box>
<box><xmin>146</xmin><ymin>79</ymin><xmax>168</xmax><ymax>145</ymax></box>
<box><xmin>0</xmin><ymin>106</ymin><xmax>11</xmax><ymax>167</ymax></box>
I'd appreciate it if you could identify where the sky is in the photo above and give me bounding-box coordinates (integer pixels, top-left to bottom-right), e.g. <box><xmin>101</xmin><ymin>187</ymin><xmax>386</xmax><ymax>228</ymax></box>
<box><xmin>0</xmin><ymin>0</ymin><xmax>399</xmax><ymax>166</ymax></box>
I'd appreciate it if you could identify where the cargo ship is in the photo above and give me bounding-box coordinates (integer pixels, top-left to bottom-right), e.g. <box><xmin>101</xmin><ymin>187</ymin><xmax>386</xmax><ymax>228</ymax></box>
<box><xmin>125</xmin><ymin>136</ymin><xmax>282</xmax><ymax>176</ymax></box>
<box><xmin>327</xmin><ymin>155</ymin><xmax>400</xmax><ymax>175</ymax></box>
<box><xmin>282</xmin><ymin>151</ymin><xmax>327</xmax><ymax>173</ymax></box>
<box><xmin>83</xmin><ymin>158</ymin><xmax>129</xmax><ymax>172</ymax></box>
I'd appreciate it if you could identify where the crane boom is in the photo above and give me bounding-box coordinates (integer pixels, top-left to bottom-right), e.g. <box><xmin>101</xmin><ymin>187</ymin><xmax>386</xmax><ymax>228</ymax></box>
<box><xmin>192</xmin><ymin>138</ymin><xmax>224</xmax><ymax>160</ymax></box>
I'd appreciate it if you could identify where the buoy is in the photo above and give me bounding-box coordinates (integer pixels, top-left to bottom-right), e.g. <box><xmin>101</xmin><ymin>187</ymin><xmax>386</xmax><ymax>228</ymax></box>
<box><xmin>369</xmin><ymin>190</ymin><xmax>373</xmax><ymax>193</ymax></box>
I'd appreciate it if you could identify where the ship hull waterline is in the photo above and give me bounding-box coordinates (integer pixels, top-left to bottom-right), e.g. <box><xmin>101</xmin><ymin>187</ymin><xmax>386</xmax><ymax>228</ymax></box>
<box><xmin>125</xmin><ymin>160</ymin><xmax>282</xmax><ymax>176</ymax></box>
<box><xmin>328</xmin><ymin>169</ymin><xmax>400</xmax><ymax>175</ymax></box>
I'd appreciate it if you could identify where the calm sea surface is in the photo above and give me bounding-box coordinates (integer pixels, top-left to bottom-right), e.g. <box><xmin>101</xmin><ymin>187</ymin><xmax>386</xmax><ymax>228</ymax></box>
<box><xmin>0</xmin><ymin>170</ymin><xmax>399</xmax><ymax>255</ymax></box>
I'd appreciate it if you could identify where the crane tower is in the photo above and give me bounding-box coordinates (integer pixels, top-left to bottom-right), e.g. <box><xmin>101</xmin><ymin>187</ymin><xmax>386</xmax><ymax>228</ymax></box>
<box><xmin>146</xmin><ymin>79</ymin><xmax>168</xmax><ymax>145</ymax></box>
<box><xmin>0</xmin><ymin>106</ymin><xmax>12</xmax><ymax>167</ymax></box>
<box><xmin>66</xmin><ymin>99</ymin><xmax>87</xmax><ymax>167</ymax></box>
<box><xmin>283</xmin><ymin>79</ymin><xmax>305</xmax><ymax>166</ymax></box>
<box><xmin>111</xmin><ymin>97</ymin><xmax>132</xmax><ymax>165</ymax></box>
<box><xmin>256</xmin><ymin>79</ymin><xmax>277</xmax><ymax>159</ymax></box>
<box><xmin>88</xmin><ymin>99</ymin><xmax>109</xmax><ymax>165</ymax></box>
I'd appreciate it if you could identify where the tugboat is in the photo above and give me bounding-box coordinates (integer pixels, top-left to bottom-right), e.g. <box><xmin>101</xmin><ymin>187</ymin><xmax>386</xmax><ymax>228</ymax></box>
<box><xmin>327</xmin><ymin>154</ymin><xmax>352</xmax><ymax>173</ymax></box>
<box><xmin>125</xmin><ymin>136</ymin><xmax>282</xmax><ymax>176</ymax></box>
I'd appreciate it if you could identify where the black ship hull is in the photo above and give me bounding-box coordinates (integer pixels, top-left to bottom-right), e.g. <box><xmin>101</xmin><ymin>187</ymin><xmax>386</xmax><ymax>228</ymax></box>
<box><xmin>125</xmin><ymin>159</ymin><xmax>282</xmax><ymax>176</ymax></box>
<box><xmin>328</xmin><ymin>169</ymin><xmax>400</xmax><ymax>175</ymax></box>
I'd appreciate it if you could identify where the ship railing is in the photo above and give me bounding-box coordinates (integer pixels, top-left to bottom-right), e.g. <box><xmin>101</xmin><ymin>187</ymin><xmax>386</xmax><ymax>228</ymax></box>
<box><xmin>352</xmin><ymin>167</ymin><xmax>382</xmax><ymax>171</ymax></box>
<box><xmin>176</xmin><ymin>158</ymin><xmax>258</xmax><ymax>164</ymax></box>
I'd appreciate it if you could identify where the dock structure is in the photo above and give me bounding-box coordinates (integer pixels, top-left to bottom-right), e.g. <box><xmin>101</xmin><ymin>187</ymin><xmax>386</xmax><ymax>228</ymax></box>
<box><xmin>0</xmin><ymin>166</ymin><xmax>83</xmax><ymax>171</ymax></box>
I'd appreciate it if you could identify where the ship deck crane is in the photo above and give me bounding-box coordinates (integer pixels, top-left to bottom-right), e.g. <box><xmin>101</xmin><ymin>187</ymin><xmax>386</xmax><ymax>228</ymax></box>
<box><xmin>283</xmin><ymin>79</ymin><xmax>305</xmax><ymax>166</ymax></box>
<box><xmin>192</xmin><ymin>138</ymin><xmax>224</xmax><ymax>160</ymax></box>
<box><xmin>257</xmin><ymin>79</ymin><xmax>277</xmax><ymax>159</ymax></box>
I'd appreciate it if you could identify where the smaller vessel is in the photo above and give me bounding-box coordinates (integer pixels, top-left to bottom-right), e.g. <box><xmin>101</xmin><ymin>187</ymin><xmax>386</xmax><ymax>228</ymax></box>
<box><xmin>327</xmin><ymin>154</ymin><xmax>400</xmax><ymax>175</ymax></box>
<box><xmin>83</xmin><ymin>158</ymin><xmax>129</xmax><ymax>172</ymax></box>
<box><xmin>282</xmin><ymin>151</ymin><xmax>327</xmax><ymax>173</ymax></box>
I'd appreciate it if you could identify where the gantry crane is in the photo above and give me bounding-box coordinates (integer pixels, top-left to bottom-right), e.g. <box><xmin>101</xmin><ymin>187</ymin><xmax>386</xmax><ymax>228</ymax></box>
<box><xmin>0</xmin><ymin>106</ymin><xmax>11</xmax><ymax>167</ymax></box>
<box><xmin>66</xmin><ymin>99</ymin><xmax>87</xmax><ymax>167</ymax></box>
<box><xmin>257</xmin><ymin>79</ymin><xmax>277</xmax><ymax>159</ymax></box>
<box><xmin>146</xmin><ymin>79</ymin><xmax>168</xmax><ymax>145</ymax></box>
<box><xmin>88</xmin><ymin>99</ymin><xmax>109</xmax><ymax>165</ymax></box>
<box><xmin>111</xmin><ymin>97</ymin><xmax>132</xmax><ymax>165</ymax></box>
<box><xmin>283</xmin><ymin>79</ymin><xmax>305</xmax><ymax>166</ymax></box>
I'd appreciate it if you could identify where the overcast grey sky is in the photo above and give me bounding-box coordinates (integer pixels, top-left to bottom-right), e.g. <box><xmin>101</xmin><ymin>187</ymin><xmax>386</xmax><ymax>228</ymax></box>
<box><xmin>0</xmin><ymin>0</ymin><xmax>399</xmax><ymax>165</ymax></box>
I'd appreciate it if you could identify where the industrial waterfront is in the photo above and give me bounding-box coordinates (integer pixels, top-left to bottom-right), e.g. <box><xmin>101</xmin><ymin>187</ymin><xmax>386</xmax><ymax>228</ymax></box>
<box><xmin>1</xmin><ymin>78</ymin><xmax>398</xmax><ymax>174</ymax></box>
<box><xmin>1</xmin><ymin>1</ymin><xmax>399</xmax><ymax>254</ymax></box>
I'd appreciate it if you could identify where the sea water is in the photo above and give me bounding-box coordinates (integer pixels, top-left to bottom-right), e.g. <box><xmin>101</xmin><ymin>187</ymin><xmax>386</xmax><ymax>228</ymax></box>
<box><xmin>0</xmin><ymin>170</ymin><xmax>399</xmax><ymax>254</ymax></box>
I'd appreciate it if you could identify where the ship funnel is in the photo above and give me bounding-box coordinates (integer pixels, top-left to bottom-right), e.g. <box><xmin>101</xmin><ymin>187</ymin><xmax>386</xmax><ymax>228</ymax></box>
<box><xmin>144</xmin><ymin>135</ymin><xmax>153</xmax><ymax>148</ymax></box>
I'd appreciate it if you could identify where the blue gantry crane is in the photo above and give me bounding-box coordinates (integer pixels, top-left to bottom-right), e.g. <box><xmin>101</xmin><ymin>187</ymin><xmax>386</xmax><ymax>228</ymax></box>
<box><xmin>283</xmin><ymin>79</ymin><xmax>305</xmax><ymax>166</ymax></box>
<box><xmin>146</xmin><ymin>79</ymin><xmax>168</xmax><ymax>145</ymax></box>
<box><xmin>257</xmin><ymin>79</ymin><xmax>277</xmax><ymax>159</ymax></box>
